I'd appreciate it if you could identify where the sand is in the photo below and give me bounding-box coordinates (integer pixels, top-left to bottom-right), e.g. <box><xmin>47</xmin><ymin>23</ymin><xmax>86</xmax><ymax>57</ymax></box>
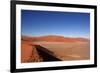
<box><xmin>21</xmin><ymin>35</ymin><xmax>90</xmax><ymax>63</ymax></box>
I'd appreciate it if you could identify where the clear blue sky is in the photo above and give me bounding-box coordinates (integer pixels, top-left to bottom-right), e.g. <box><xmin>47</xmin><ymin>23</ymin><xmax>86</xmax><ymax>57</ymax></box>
<box><xmin>21</xmin><ymin>10</ymin><xmax>90</xmax><ymax>38</ymax></box>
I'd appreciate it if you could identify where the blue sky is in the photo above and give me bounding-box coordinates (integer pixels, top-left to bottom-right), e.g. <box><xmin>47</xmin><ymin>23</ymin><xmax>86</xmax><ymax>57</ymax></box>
<box><xmin>21</xmin><ymin>10</ymin><xmax>90</xmax><ymax>38</ymax></box>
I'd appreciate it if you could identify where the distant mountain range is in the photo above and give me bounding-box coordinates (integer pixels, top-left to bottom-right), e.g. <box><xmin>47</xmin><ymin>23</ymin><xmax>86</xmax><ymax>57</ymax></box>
<box><xmin>22</xmin><ymin>35</ymin><xmax>89</xmax><ymax>42</ymax></box>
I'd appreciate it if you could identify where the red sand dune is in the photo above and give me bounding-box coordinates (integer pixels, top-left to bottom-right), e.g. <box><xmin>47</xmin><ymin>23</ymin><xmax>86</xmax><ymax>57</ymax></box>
<box><xmin>22</xmin><ymin>35</ymin><xmax>89</xmax><ymax>42</ymax></box>
<box><xmin>21</xmin><ymin>41</ymin><xmax>43</xmax><ymax>63</ymax></box>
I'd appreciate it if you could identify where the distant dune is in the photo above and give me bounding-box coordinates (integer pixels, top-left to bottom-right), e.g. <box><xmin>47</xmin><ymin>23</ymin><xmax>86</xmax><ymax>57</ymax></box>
<box><xmin>22</xmin><ymin>35</ymin><xmax>89</xmax><ymax>42</ymax></box>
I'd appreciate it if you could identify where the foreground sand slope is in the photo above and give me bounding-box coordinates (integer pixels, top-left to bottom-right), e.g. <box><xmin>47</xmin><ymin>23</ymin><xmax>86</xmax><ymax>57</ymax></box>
<box><xmin>21</xmin><ymin>41</ymin><xmax>43</xmax><ymax>63</ymax></box>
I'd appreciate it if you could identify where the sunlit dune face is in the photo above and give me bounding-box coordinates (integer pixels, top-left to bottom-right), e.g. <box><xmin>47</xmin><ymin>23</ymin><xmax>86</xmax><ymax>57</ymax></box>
<box><xmin>21</xmin><ymin>41</ymin><xmax>43</xmax><ymax>63</ymax></box>
<box><xmin>21</xmin><ymin>41</ymin><xmax>33</xmax><ymax>63</ymax></box>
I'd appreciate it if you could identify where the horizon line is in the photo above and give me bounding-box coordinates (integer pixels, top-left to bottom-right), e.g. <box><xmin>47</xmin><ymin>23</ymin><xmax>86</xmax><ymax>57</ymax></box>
<box><xmin>21</xmin><ymin>34</ymin><xmax>90</xmax><ymax>39</ymax></box>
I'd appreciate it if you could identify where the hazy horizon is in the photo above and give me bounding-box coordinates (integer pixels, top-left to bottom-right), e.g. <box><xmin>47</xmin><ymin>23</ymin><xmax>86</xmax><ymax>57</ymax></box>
<box><xmin>21</xmin><ymin>10</ymin><xmax>90</xmax><ymax>38</ymax></box>
<box><xmin>21</xmin><ymin>34</ymin><xmax>90</xmax><ymax>39</ymax></box>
